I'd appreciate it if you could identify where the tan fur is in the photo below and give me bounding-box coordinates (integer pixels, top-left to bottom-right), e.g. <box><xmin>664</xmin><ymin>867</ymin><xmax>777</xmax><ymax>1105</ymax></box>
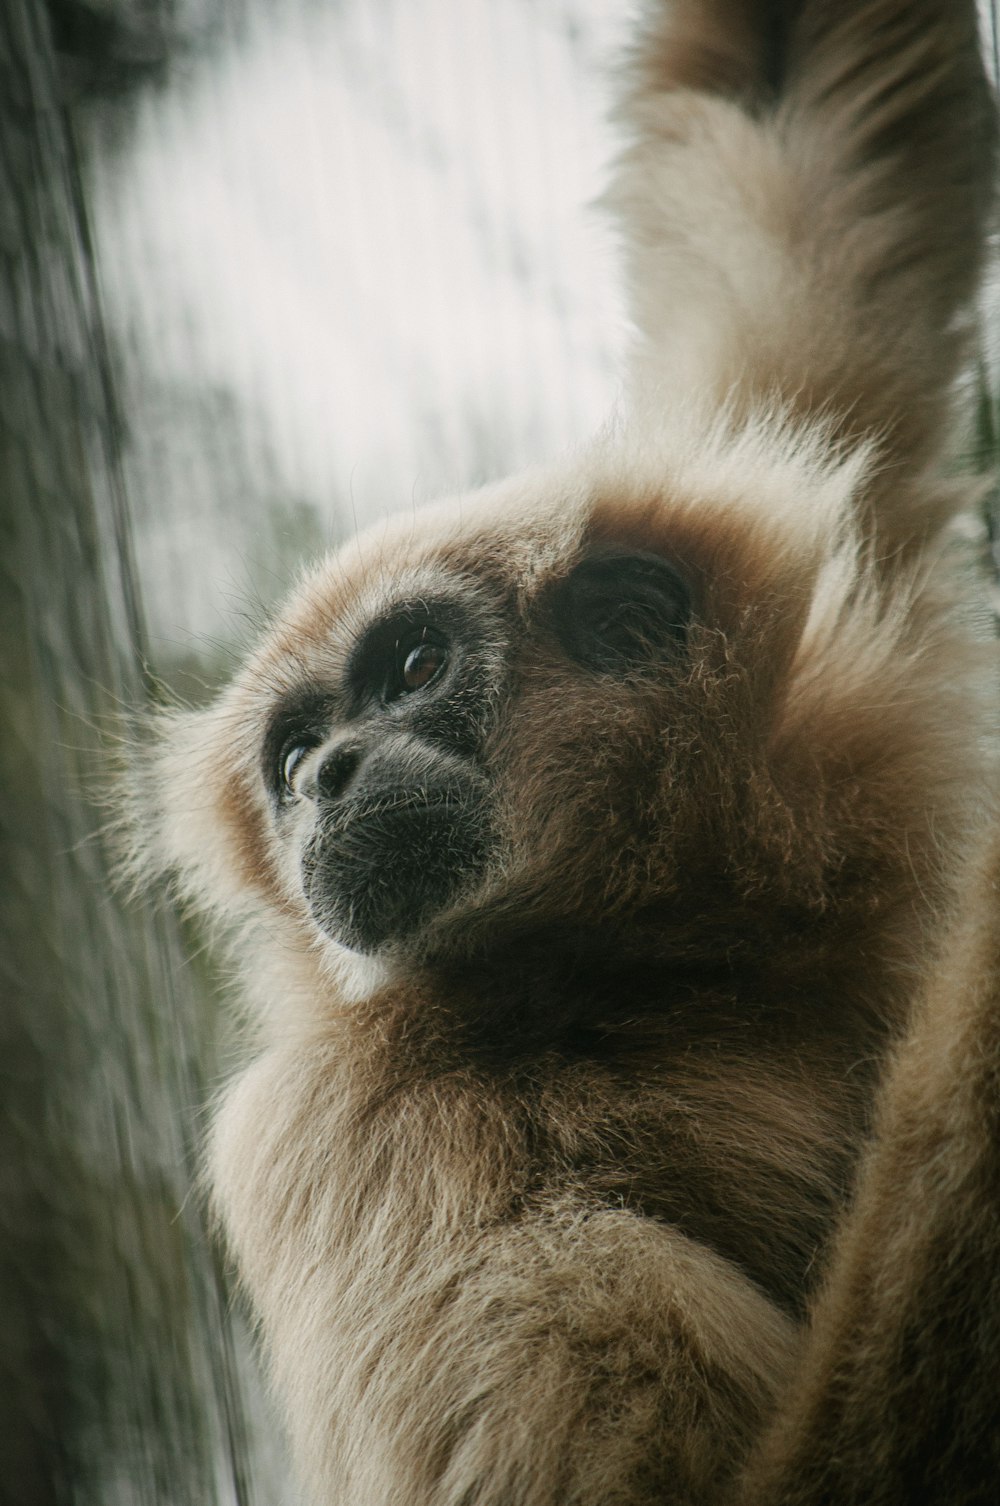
<box><xmin>737</xmin><ymin>834</ymin><xmax>1000</xmax><ymax>1502</ymax></box>
<box><xmin>135</xmin><ymin>3</ymin><xmax>1000</xmax><ymax>1501</ymax></box>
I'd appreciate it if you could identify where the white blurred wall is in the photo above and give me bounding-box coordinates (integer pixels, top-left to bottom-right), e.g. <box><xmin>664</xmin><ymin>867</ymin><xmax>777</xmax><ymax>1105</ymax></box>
<box><xmin>88</xmin><ymin>0</ymin><xmax>630</xmax><ymax>667</ymax></box>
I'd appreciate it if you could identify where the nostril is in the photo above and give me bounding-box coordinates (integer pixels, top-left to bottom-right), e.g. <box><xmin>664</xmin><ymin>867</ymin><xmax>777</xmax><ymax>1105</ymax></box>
<box><xmin>316</xmin><ymin>744</ymin><xmax>362</xmax><ymax>802</ymax></box>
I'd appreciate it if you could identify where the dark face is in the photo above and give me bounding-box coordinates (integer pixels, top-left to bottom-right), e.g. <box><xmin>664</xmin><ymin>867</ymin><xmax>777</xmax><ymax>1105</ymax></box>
<box><xmin>261</xmin><ymin>549</ymin><xmax>691</xmax><ymax>955</ymax></box>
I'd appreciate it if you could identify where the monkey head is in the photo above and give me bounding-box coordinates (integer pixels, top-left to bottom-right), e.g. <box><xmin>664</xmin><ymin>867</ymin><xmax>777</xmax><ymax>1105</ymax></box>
<box><xmin>141</xmin><ymin>412</ymin><xmax>976</xmax><ymax>1005</ymax></box>
<box><xmin>264</xmin><ymin>526</ymin><xmax>701</xmax><ymax>956</ymax></box>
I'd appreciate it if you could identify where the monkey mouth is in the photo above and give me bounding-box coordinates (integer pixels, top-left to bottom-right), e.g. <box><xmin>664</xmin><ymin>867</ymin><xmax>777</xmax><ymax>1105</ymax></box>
<box><xmin>301</xmin><ymin>787</ymin><xmax>492</xmax><ymax>954</ymax></box>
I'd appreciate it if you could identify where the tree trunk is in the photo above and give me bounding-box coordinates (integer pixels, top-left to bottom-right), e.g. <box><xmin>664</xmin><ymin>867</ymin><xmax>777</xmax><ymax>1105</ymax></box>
<box><xmin>0</xmin><ymin>4</ymin><xmax>282</xmax><ymax>1501</ymax></box>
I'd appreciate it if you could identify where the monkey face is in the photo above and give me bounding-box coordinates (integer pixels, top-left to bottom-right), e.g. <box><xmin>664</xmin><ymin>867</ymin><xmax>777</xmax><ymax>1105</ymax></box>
<box><xmin>259</xmin><ymin>542</ymin><xmax>693</xmax><ymax>955</ymax></box>
<box><xmin>148</xmin><ymin>424</ymin><xmax>905</xmax><ymax>974</ymax></box>
<box><xmin>261</xmin><ymin>582</ymin><xmax>506</xmax><ymax>954</ymax></box>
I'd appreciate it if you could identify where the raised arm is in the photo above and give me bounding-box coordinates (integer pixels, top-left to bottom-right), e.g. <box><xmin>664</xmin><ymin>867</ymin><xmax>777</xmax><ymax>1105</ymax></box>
<box><xmin>609</xmin><ymin>0</ymin><xmax>996</xmax><ymax>549</ymax></box>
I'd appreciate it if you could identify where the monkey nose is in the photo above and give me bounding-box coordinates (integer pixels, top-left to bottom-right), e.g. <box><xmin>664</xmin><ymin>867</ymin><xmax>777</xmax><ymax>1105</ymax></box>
<box><xmin>301</xmin><ymin>743</ymin><xmax>362</xmax><ymax>803</ymax></box>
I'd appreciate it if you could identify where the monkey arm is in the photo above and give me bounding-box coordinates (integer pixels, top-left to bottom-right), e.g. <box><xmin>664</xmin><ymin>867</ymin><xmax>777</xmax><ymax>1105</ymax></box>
<box><xmin>209</xmin><ymin>1034</ymin><xmax>797</xmax><ymax>1506</ymax></box>
<box><xmin>736</xmin><ymin>841</ymin><xmax>1000</xmax><ymax>1505</ymax></box>
<box><xmin>610</xmin><ymin>0</ymin><xmax>996</xmax><ymax>556</ymax></box>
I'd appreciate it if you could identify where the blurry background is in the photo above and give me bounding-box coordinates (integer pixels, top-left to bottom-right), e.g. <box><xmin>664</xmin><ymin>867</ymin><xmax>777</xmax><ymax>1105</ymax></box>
<box><xmin>85</xmin><ymin>0</ymin><xmax>628</xmax><ymax>688</ymax></box>
<box><xmin>1</xmin><ymin>2</ymin><xmax>998</xmax><ymax>1502</ymax></box>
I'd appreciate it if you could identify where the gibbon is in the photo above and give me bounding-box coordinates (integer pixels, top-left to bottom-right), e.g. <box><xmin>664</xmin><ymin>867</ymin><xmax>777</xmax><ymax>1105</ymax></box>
<box><xmin>134</xmin><ymin>1</ymin><xmax>1000</xmax><ymax>1502</ymax></box>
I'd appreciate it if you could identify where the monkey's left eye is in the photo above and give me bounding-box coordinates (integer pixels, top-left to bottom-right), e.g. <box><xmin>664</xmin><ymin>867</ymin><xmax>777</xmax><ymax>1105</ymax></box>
<box><xmin>390</xmin><ymin>630</ymin><xmax>449</xmax><ymax>699</ymax></box>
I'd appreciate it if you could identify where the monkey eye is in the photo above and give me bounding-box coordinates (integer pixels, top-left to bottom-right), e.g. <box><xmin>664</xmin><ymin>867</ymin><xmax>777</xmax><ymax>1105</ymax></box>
<box><xmin>282</xmin><ymin>743</ymin><xmax>307</xmax><ymax>788</ymax></box>
<box><xmin>280</xmin><ymin>739</ymin><xmax>316</xmax><ymax>795</ymax></box>
<box><xmin>348</xmin><ymin>607</ymin><xmax>459</xmax><ymax>708</ymax></box>
<box><xmin>391</xmin><ymin>630</ymin><xmax>449</xmax><ymax>698</ymax></box>
<box><xmin>262</xmin><ymin>688</ymin><xmax>333</xmax><ymax>802</ymax></box>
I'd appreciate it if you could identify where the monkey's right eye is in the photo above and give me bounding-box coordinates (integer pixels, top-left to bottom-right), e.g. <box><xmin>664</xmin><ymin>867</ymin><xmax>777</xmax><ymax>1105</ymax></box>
<box><xmin>263</xmin><ymin>690</ymin><xmax>333</xmax><ymax>801</ymax></box>
<box><xmin>280</xmin><ymin>741</ymin><xmax>314</xmax><ymax>794</ymax></box>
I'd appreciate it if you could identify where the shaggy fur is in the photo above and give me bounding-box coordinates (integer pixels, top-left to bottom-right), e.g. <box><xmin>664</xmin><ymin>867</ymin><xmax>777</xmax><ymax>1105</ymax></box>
<box><xmin>135</xmin><ymin>2</ymin><xmax>1000</xmax><ymax>1501</ymax></box>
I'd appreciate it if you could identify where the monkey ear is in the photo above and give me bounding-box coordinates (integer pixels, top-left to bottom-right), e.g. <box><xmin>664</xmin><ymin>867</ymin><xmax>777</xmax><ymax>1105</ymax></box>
<box><xmin>550</xmin><ymin>549</ymin><xmax>692</xmax><ymax>675</ymax></box>
<box><xmin>116</xmin><ymin>700</ymin><xmax>265</xmax><ymax>925</ymax></box>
